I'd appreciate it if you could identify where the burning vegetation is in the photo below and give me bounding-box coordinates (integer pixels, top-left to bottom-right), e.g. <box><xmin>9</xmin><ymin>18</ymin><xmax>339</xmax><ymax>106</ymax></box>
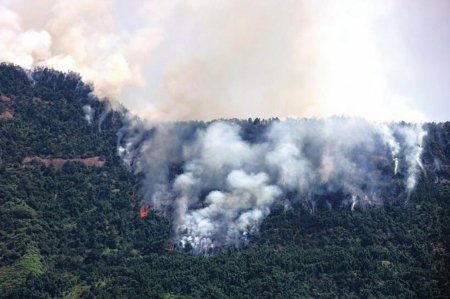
<box><xmin>140</xmin><ymin>204</ymin><xmax>149</xmax><ymax>218</ymax></box>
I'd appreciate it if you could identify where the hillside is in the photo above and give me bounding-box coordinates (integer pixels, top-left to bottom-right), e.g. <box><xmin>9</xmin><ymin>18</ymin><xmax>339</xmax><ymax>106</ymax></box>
<box><xmin>0</xmin><ymin>64</ymin><xmax>449</xmax><ymax>298</ymax></box>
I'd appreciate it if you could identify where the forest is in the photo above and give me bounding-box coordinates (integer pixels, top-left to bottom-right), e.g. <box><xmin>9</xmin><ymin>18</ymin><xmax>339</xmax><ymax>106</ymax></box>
<box><xmin>0</xmin><ymin>63</ymin><xmax>449</xmax><ymax>298</ymax></box>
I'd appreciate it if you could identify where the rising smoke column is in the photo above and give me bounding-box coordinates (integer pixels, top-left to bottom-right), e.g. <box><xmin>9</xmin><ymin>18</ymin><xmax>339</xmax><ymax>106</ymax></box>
<box><xmin>119</xmin><ymin>118</ymin><xmax>426</xmax><ymax>254</ymax></box>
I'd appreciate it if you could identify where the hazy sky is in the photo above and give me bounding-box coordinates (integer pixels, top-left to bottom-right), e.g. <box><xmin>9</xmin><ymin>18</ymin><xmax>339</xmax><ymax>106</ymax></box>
<box><xmin>1</xmin><ymin>0</ymin><xmax>449</xmax><ymax>121</ymax></box>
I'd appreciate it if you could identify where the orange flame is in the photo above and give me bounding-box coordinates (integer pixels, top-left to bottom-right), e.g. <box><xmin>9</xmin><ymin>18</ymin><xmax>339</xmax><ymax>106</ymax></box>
<box><xmin>140</xmin><ymin>205</ymin><xmax>149</xmax><ymax>218</ymax></box>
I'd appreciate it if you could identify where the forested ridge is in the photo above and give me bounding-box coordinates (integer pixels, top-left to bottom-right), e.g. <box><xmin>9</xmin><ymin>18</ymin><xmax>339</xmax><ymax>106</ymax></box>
<box><xmin>0</xmin><ymin>64</ymin><xmax>449</xmax><ymax>298</ymax></box>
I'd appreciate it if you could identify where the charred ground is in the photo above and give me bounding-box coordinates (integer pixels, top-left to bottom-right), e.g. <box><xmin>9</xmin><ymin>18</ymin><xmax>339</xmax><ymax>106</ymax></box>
<box><xmin>0</xmin><ymin>64</ymin><xmax>449</xmax><ymax>298</ymax></box>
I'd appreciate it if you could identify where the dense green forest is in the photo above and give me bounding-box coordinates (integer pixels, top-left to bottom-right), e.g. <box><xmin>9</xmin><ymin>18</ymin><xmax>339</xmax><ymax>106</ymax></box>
<box><xmin>0</xmin><ymin>64</ymin><xmax>449</xmax><ymax>298</ymax></box>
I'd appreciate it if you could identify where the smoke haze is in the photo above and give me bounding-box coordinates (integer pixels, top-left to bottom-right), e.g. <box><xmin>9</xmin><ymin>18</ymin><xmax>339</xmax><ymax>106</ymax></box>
<box><xmin>1</xmin><ymin>0</ymin><xmax>449</xmax><ymax>121</ymax></box>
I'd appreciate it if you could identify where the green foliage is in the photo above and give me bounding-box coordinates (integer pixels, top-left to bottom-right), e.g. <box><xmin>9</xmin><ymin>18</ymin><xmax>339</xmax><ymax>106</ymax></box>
<box><xmin>0</xmin><ymin>63</ymin><xmax>449</xmax><ymax>298</ymax></box>
<box><xmin>0</xmin><ymin>247</ymin><xmax>44</xmax><ymax>296</ymax></box>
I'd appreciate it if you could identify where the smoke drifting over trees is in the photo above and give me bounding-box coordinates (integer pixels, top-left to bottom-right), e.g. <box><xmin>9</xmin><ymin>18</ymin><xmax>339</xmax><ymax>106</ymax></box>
<box><xmin>119</xmin><ymin>118</ymin><xmax>426</xmax><ymax>253</ymax></box>
<box><xmin>1</xmin><ymin>0</ymin><xmax>443</xmax><ymax>257</ymax></box>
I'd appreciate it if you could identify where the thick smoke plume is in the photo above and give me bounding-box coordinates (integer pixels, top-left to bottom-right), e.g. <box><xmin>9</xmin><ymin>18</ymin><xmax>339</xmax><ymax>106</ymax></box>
<box><xmin>119</xmin><ymin>118</ymin><xmax>426</xmax><ymax>254</ymax></box>
<box><xmin>0</xmin><ymin>0</ymin><xmax>162</xmax><ymax>103</ymax></box>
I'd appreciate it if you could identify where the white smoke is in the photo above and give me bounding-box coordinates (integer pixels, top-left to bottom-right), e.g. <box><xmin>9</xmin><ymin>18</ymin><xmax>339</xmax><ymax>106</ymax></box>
<box><xmin>399</xmin><ymin>124</ymin><xmax>427</xmax><ymax>198</ymax></box>
<box><xmin>82</xmin><ymin>104</ymin><xmax>94</xmax><ymax>124</ymax></box>
<box><xmin>380</xmin><ymin>124</ymin><xmax>401</xmax><ymax>174</ymax></box>
<box><xmin>120</xmin><ymin>118</ymin><xmax>426</xmax><ymax>254</ymax></box>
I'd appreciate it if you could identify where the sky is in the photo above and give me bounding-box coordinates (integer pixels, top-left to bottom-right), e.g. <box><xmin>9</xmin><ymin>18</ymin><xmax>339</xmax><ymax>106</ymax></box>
<box><xmin>0</xmin><ymin>0</ymin><xmax>449</xmax><ymax>122</ymax></box>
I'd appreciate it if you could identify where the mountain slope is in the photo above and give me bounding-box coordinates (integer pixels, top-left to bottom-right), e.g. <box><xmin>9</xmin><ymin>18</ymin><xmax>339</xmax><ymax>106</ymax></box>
<box><xmin>0</xmin><ymin>64</ymin><xmax>449</xmax><ymax>298</ymax></box>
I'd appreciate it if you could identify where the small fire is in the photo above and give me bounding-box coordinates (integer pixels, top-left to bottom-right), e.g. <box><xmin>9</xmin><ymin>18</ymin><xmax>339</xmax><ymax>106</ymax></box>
<box><xmin>140</xmin><ymin>204</ymin><xmax>149</xmax><ymax>218</ymax></box>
